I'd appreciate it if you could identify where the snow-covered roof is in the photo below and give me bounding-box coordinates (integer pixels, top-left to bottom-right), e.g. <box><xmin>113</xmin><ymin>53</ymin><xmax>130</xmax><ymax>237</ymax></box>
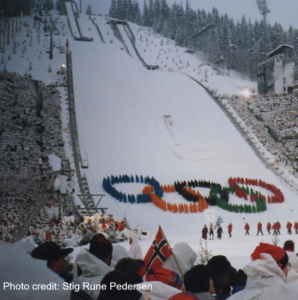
<box><xmin>267</xmin><ymin>44</ymin><xmax>294</xmax><ymax>58</ymax></box>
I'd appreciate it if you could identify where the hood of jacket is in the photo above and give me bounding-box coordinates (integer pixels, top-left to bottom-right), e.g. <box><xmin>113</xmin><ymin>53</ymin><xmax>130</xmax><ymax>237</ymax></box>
<box><xmin>76</xmin><ymin>248</ymin><xmax>113</xmax><ymax>277</ymax></box>
<box><xmin>163</xmin><ymin>242</ymin><xmax>197</xmax><ymax>276</ymax></box>
<box><xmin>244</xmin><ymin>253</ymin><xmax>287</xmax><ymax>290</ymax></box>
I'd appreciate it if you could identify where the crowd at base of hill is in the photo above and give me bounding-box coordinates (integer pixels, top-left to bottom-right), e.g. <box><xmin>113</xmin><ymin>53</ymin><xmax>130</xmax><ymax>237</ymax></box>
<box><xmin>0</xmin><ymin>71</ymin><xmax>76</xmax><ymax>242</ymax></box>
<box><xmin>2</xmin><ymin>233</ymin><xmax>298</xmax><ymax>300</ymax></box>
<box><xmin>220</xmin><ymin>93</ymin><xmax>298</xmax><ymax>180</ymax></box>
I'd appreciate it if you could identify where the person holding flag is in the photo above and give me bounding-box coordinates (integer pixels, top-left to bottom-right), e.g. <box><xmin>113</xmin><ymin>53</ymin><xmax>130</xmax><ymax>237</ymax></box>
<box><xmin>214</xmin><ymin>216</ymin><xmax>224</xmax><ymax>240</ymax></box>
<box><xmin>138</xmin><ymin>226</ymin><xmax>175</xmax><ymax>277</ymax></box>
<box><xmin>214</xmin><ymin>216</ymin><xmax>223</xmax><ymax>230</ymax></box>
<box><xmin>137</xmin><ymin>226</ymin><xmax>186</xmax><ymax>300</ymax></box>
<box><xmin>217</xmin><ymin>225</ymin><xmax>223</xmax><ymax>240</ymax></box>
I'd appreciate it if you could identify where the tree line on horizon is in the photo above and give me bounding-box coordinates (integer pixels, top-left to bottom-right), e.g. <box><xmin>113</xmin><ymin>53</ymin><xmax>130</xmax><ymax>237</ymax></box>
<box><xmin>0</xmin><ymin>0</ymin><xmax>55</xmax><ymax>17</ymax></box>
<box><xmin>109</xmin><ymin>0</ymin><xmax>298</xmax><ymax>81</ymax></box>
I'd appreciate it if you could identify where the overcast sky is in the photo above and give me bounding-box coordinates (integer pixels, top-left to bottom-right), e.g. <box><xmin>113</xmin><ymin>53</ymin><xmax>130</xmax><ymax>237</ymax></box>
<box><xmin>78</xmin><ymin>0</ymin><xmax>298</xmax><ymax>29</ymax></box>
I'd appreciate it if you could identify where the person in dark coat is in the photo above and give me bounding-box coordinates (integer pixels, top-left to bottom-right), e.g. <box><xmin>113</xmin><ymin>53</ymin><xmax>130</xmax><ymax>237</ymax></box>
<box><xmin>217</xmin><ymin>225</ymin><xmax>223</xmax><ymax>240</ymax></box>
<box><xmin>202</xmin><ymin>225</ymin><xmax>208</xmax><ymax>240</ymax></box>
<box><xmin>257</xmin><ymin>222</ymin><xmax>263</xmax><ymax>236</ymax></box>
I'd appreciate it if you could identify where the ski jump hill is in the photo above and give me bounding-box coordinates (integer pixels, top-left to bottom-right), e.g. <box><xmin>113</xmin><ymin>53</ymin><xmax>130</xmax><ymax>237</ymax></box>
<box><xmin>63</xmin><ymin>1</ymin><xmax>93</xmax><ymax>41</ymax></box>
<box><xmin>109</xmin><ymin>19</ymin><xmax>159</xmax><ymax>70</ymax></box>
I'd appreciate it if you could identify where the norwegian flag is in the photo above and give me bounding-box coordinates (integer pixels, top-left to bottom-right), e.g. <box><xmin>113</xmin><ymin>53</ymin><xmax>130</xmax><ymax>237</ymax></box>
<box><xmin>138</xmin><ymin>226</ymin><xmax>173</xmax><ymax>277</ymax></box>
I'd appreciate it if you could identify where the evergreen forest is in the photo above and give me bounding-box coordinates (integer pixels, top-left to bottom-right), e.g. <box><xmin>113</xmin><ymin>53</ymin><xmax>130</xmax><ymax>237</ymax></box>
<box><xmin>109</xmin><ymin>0</ymin><xmax>298</xmax><ymax>80</ymax></box>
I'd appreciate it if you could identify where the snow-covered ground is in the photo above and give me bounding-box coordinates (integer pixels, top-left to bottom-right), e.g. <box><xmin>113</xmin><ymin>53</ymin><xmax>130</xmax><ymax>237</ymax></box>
<box><xmin>69</xmin><ymin>14</ymin><xmax>298</xmax><ymax>268</ymax></box>
<box><xmin>2</xmin><ymin>9</ymin><xmax>298</xmax><ymax>298</ymax></box>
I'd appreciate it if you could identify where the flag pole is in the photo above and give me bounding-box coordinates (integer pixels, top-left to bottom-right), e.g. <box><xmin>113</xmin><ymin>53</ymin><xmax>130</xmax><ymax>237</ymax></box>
<box><xmin>160</xmin><ymin>225</ymin><xmax>184</xmax><ymax>279</ymax></box>
<box><xmin>144</xmin><ymin>289</ymin><xmax>150</xmax><ymax>300</ymax></box>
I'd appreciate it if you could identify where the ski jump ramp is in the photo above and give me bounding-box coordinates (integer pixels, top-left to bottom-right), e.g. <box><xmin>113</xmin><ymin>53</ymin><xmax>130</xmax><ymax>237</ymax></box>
<box><xmin>118</xmin><ymin>25</ymin><xmax>139</xmax><ymax>60</ymax></box>
<box><xmin>109</xmin><ymin>19</ymin><xmax>159</xmax><ymax>70</ymax></box>
<box><xmin>64</xmin><ymin>1</ymin><xmax>93</xmax><ymax>41</ymax></box>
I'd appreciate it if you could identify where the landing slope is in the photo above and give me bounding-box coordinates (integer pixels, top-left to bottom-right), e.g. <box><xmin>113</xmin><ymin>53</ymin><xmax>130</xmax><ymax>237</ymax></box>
<box><xmin>69</xmin><ymin>17</ymin><xmax>298</xmax><ymax>264</ymax></box>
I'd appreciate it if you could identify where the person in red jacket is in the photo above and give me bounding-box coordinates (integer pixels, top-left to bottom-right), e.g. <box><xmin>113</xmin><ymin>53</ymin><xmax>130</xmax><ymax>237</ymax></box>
<box><xmin>272</xmin><ymin>222</ymin><xmax>278</xmax><ymax>235</ymax></box>
<box><xmin>228</xmin><ymin>223</ymin><xmax>233</xmax><ymax>238</ymax></box>
<box><xmin>286</xmin><ymin>222</ymin><xmax>292</xmax><ymax>235</ymax></box>
<box><xmin>266</xmin><ymin>222</ymin><xmax>271</xmax><ymax>234</ymax></box>
<box><xmin>244</xmin><ymin>223</ymin><xmax>250</xmax><ymax>235</ymax></box>
<box><xmin>294</xmin><ymin>222</ymin><xmax>298</xmax><ymax>234</ymax></box>
<box><xmin>257</xmin><ymin>222</ymin><xmax>263</xmax><ymax>236</ymax></box>
<box><xmin>276</xmin><ymin>221</ymin><xmax>281</xmax><ymax>235</ymax></box>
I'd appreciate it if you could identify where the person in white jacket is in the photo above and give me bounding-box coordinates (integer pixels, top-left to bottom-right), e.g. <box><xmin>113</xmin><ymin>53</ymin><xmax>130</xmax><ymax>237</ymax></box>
<box><xmin>227</xmin><ymin>242</ymin><xmax>298</xmax><ymax>300</ymax></box>
<box><xmin>128</xmin><ymin>233</ymin><xmax>143</xmax><ymax>259</ymax></box>
<box><xmin>73</xmin><ymin>234</ymin><xmax>113</xmax><ymax>300</ymax></box>
<box><xmin>163</xmin><ymin>242</ymin><xmax>197</xmax><ymax>277</ymax></box>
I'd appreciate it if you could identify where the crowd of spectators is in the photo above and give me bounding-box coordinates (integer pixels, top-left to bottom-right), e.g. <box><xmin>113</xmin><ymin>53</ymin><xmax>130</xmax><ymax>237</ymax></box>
<box><xmin>5</xmin><ymin>235</ymin><xmax>298</xmax><ymax>300</ymax></box>
<box><xmin>0</xmin><ymin>71</ymin><xmax>126</xmax><ymax>246</ymax></box>
<box><xmin>0</xmin><ymin>71</ymin><xmax>76</xmax><ymax>242</ymax></box>
<box><xmin>219</xmin><ymin>93</ymin><xmax>298</xmax><ymax>182</ymax></box>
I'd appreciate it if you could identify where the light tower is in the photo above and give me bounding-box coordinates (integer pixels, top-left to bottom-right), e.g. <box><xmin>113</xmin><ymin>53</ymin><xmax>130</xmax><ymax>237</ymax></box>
<box><xmin>256</xmin><ymin>0</ymin><xmax>271</xmax><ymax>59</ymax></box>
<box><xmin>256</xmin><ymin>0</ymin><xmax>271</xmax><ymax>94</ymax></box>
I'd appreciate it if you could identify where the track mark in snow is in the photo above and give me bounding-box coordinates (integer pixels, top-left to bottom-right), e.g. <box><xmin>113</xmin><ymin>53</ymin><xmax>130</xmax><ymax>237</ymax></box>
<box><xmin>163</xmin><ymin>115</ymin><xmax>180</xmax><ymax>146</ymax></box>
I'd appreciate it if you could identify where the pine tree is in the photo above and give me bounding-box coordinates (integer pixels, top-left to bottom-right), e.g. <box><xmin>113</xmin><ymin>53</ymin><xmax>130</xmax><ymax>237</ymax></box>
<box><xmin>109</xmin><ymin>0</ymin><xmax>117</xmax><ymax>18</ymax></box>
<box><xmin>196</xmin><ymin>239</ymin><xmax>212</xmax><ymax>265</ymax></box>
<box><xmin>116</xmin><ymin>0</ymin><xmax>124</xmax><ymax>19</ymax></box>
<box><xmin>44</xmin><ymin>0</ymin><xmax>54</xmax><ymax>11</ymax></box>
<box><xmin>143</xmin><ymin>0</ymin><xmax>150</xmax><ymax>26</ymax></box>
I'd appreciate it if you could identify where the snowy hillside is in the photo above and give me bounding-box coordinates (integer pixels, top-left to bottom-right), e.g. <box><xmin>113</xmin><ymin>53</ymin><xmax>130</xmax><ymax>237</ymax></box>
<box><xmin>2</xmin><ymin>10</ymin><xmax>298</xmax><ymax>272</ymax></box>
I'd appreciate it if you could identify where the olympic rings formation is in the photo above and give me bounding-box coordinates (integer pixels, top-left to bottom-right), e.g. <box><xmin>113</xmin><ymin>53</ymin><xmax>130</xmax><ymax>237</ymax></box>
<box><xmin>102</xmin><ymin>175</ymin><xmax>284</xmax><ymax>214</ymax></box>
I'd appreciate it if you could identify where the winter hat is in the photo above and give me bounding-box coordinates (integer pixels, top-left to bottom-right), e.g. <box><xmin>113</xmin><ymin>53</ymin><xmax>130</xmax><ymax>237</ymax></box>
<box><xmin>115</xmin><ymin>258</ymin><xmax>144</xmax><ymax>284</ymax></box>
<box><xmin>168</xmin><ymin>292</ymin><xmax>200</xmax><ymax>300</ymax></box>
<box><xmin>31</xmin><ymin>241</ymin><xmax>73</xmax><ymax>262</ymax></box>
<box><xmin>89</xmin><ymin>233</ymin><xmax>113</xmax><ymax>261</ymax></box>
<box><xmin>146</xmin><ymin>267</ymin><xmax>182</xmax><ymax>290</ymax></box>
<box><xmin>115</xmin><ymin>257</ymin><xmax>145</xmax><ymax>273</ymax></box>
<box><xmin>207</xmin><ymin>255</ymin><xmax>234</xmax><ymax>279</ymax></box>
<box><xmin>184</xmin><ymin>265</ymin><xmax>210</xmax><ymax>293</ymax></box>
<box><xmin>251</xmin><ymin>243</ymin><xmax>288</xmax><ymax>269</ymax></box>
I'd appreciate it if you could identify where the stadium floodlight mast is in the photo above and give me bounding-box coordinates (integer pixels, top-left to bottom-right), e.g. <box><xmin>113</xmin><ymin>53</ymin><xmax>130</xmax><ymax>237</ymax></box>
<box><xmin>256</xmin><ymin>0</ymin><xmax>271</xmax><ymax>58</ymax></box>
<box><xmin>256</xmin><ymin>0</ymin><xmax>271</xmax><ymax>16</ymax></box>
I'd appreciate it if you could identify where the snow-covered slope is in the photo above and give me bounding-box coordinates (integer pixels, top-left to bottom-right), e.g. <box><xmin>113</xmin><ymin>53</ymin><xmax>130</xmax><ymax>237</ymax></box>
<box><xmin>69</xmin><ymin>15</ymin><xmax>298</xmax><ymax>268</ymax></box>
<box><xmin>2</xmin><ymin>11</ymin><xmax>298</xmax><ymax>272</ymax></box>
